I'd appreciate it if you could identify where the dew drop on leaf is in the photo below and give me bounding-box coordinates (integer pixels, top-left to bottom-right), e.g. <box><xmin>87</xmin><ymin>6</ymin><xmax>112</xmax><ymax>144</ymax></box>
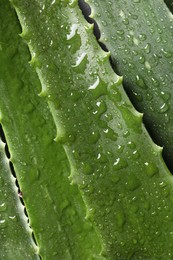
<box><xmin>88</xmin><ymin>130</ymin><xmax>100</xmax><ymax>144</ymax></box>
<box><xmin>138</xmin><ymin>33</ymin><xmax>147</xmax><ymax>41</ymax></box>
<box><xmin>82</xmin><ymin>162</ymin><xmax>93</xmax><ymax>175</ymax></box>
<box><xmin>111</xmin><ymin>174</ymin><xmax>120</xmax><ymax>184</ymax></box>
<box><xmin>125</xmin><ymin>174</ymin><xmax>141</xmax><ymax>191</ymax></box>
<box><xmin>144</xmin><ymin>162</ymin><xmax>158</xmax><ymax>178</ymax></box>
<box><xmin>161</xmin><ymin>49</ymin><xmax>172</xmax><ymax>58</ymax></box>
<box><xmin>159</xmin><ymin>103</ymin><xmax>169</xmax><ymax>113</ymax></box>
<box><xmin>151</xmin><ymin>77</ymin><xmax>159</xmax><ymax>86</ymax></box>
<box><xmin>144</xmin><ymin>43</ymin><xmax>151</xmax><ymax>54</ymax></box>
<box><xmin>0</xmin><ymin>202</ymin><xmax>6</xmax><ymax>212</ymax></box>
<box><xmin>8</xmin><ymin>215</ymin><xmax>17</xmax><ymax>222</ymax></box>
<box><xmin>122</xmin><ymin>18</ymin><xmax>129</xmax><ymax>25</ymax></box>
<box><xmin>113</xmin><ymin>157</ymin><xmax>128</xmax><ymax>170</ymax></box>
<box><xmin>136</xmin><ymin>75</ymin><xmax>147</xmax><ymax>89</ymax></box>
<box><xmin>0</xmin><ymin>219</ymin><xmax>6</xmax><ymax>229</ymax></box>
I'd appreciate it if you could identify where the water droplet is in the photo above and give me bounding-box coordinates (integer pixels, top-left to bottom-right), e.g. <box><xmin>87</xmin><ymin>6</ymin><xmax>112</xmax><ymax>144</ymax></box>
<box><xmin>129</xmin><ymin>12</ymin><xmax>138</xmax><ymax>20</ymax></box>
<box><xmin>133</xmin><ymin>37</ymin><xmax>139</xmax><ymax>45</ymax></box>
<box><xmin>101</xmin><ymin>20</ymin><xmax>107</xmax><ymax>26</ymax></box>
<box><xmin>51</xmin><ymin>0</ymin><xmax>56</xmax><ymax>5</ymax></box>
<box><xmin>113</xmin><ymin>157</ymin><xmax>128</xmax><ymax>170</ymax></box>
<box><xmin>158</xmin><ymin>28</ymin><xmax>163</xmax><ymax>34</ymax></box>
<box><xmin>161</xmin><ymin>49</ymin><xmax>172</xmax><ymax>58</ymax></box>
<box><xmin>132</xmin><ymin>150</ymin><xmax>140</xmax><ymax>159</ymax></box>
<box><xmin>117</xmin><ymin>30</ymin><xmax>124</xmax><ymax>35</ymax></box>
<box><xmin>72</xmin><ymin>52</ymin><xmax>87</xmax><ymax>67</ymax></box>
<box><xmin>123</xmin><ymin>130</ymin><xmax>130</xmax><ymax>137</ymax></box>
<box><xmin>120</xmin><ymin>241</ymin><xmax>126</xmax><ymax>246</ymax></box>
<box><xmin>151</xmin><ymin>77</ymin><xmax>159</xmax><ymax>86</ymax></box>
<box><xmin>127</xmin><ymin>141</ymin><xmax>136</xmax><ymax>149</ymax></box>
<box><xmin>110</xmin><ymin>88</ymin><xmax>122</xmax><ymax>102</ymax></box>
<box><xmin>85</xmin><ymin>185</ymin><xmax>94</xmax><ymax>195</ymax></box>
<box><xmin>139</xmin><ymin>56</ymin><xmax>145</xmax><ymax>64</ymax></box>
<box><xmin>104</xmin><ymin>127</ymin><xmax>118</xmax><ymax>141</ymax></box>
<box><xmin>89</xmin><ymin>79</ymin><xmax>107</xmax><ymax>98</ymax></box>
<box><xmin>111</xmin><ymin>174</ymin><xmax>120</xmax><ymax>183</ymax></box>
<box><xmin>97</xmin><ymin>153</ymin><xmax>107</xmax><ymax>163</ymax></box>
<box><xmin>122</xmin><ymin>18</ymin><xmax>129</xmax><ymax>25</ymax></box>
<box><xmin>104</xmin><ymin>113</ymin><xmax>113</xmax><ymax>122</ymax></box>
<box><xmin>122</xmin><ymin>58</ymin><xmax>127</xmax><ymax>64</ymax></box>
<box><xmin>125</xmin><ymin>174</ymin><xmax>141</xmax><ymax>191</ymax></box>
<box><xmin>9</xmin><ymin>216</ymin><xmax>17</xmax><ymax>222</ymax></box>
<box><xmin>61</xmin><ymin>133</ymin><xmax>76</xmax><ymax>144</ymax></box>
<box><xmin>117</xmin><ymin>145</ymin><xmax>124</xmax><ymax>153</ymax></box>
<box><xmin>82</xmin><ymin>162</ymin><xmax>93</xmax><ymax>175</ymax></box>
<box><xmin>144</xmin><ymin>162</ymin><xmax>158</xmax><ymax>177</ymax></box>
<box><xmin>128</xmin><ymin>63</ymin><xmax>135</xmax><ymax>69</ymax></box>
<box><xmin>89</xmin><ymin>131</ymin><xmax>100</xmax><ymax>144</ymax></box>
<box><xmin>159</xmin><ymin>103</ymin><xmax>169</xmax><ymax>113</ymax></box>
<box><xmin>0</xmin><ymin>203</ymin><xmax>6</xmax><ymax>212</ymax></box>
<box><xmin>147</xmin><ymin>20</ymin><xmax>152</xmax><ymax>26</ymax></box>
<box><xmin>0</xmin><ymin>219</ymin><xmax>6</xmax><ymax>228</ymax></box>
<box><xmin>127</xmin><ymin>35</ymin><xmax>133</xmax><ymax>46</ymax></box>
<box><xmin>164</xmin><ymin>113</ymin><xmax>170</xmax><ymax>123</ymax></box>
<box><xmin>139</xmin><ymin>34</ymin><xmax>147</xmax><ymax>41</ymax></box>
<box><xmin>145</xmin><ymin>61</ymin><xmax>151</xmax><ymax>70</ymax></box>
<box><xmin>96</xmin><ymin>100</ymin><xmax>107</xmax><ymax>116</ymax></box>
<box><xmin>67</xmin><ymin>24</ymin><xmax>78</xmax><ymax>40</ymax></box>
<box><xmin>118</xmin><ymin>36</ymin><xmax>125</xmax><ymax>41</ymax></box>
<box><xmin>146</xmin><ymin>92</ymin><xmax>153</xmax><ymax>101</ymax></box>
<box><xmin>136</xmin><ymin>75</ymin><xmax>147</xmax><ymax>89</ymax></box>
<box><xmin>156</xmin><ymin>37</ymin><xmax>161</xmax><ymax>43</ymax></box>
<box><xmin>144</xmin><ymin>43</ymin><xmax>151</xmax><ymax>54</ymax></box>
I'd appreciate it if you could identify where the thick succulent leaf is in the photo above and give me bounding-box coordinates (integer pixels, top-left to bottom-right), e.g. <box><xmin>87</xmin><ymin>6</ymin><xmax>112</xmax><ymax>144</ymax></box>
<box><xmin>87</xmin><ymin>0</ymin><xmax>173</xmax><ymax>171</ymax></box>
<box><xmin>0</xmin><ymin>1</ymin><xmax>102</xmax><ymax>259</ymax></box>
<box><xmin>0</xmin><ymin>138</ymin><xmax>38</xmax><ymax>259</ymax></box>
<box><xmin>11</xmin><ymin>0</ymin><xmax>173</xmax><ymax>258</ymax></box>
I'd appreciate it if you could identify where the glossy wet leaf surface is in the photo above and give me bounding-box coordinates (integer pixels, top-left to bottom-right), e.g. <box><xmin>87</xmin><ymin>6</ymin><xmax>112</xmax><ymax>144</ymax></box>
<box><xmin>87</xmin><ymin>0</ymin><xmax>173</xmax><ymax>171</ymax></box>
<box><xmin>0</xmin><ymin>1</ymin><xmax>102</xmax><ymax>259</ymax></box>
<box><xmin>9</xmin><ymin>0</ymin><xmax>173</xmax><ymax>258</ymax></box>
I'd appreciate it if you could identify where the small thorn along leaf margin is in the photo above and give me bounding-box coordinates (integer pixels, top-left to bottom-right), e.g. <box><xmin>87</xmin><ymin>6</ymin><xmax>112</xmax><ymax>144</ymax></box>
<box><xmin>0</xmin><ymin>132</ymin><xmax>38</xmax><ymax>259</ymax></box>
<box><xmin>8</xmin><ymin>0</ymin><xmax>173</xmax><ymax>259</ymax></box>
<box><xmin>1</xmin><ymin>1</ymin><xmax>102</xmax><ymax>259</ymax></box>
<box><xmin>86</xmin><ymin>0</ymin><xmax>173</xmax><ymax>172</ymax></box>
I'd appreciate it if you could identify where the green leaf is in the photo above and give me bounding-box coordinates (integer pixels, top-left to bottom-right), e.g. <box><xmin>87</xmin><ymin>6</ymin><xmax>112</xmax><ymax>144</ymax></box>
<box><xmin>87</xmin><ymin>0</ymin><xmax>173</xmax><ymax>171</ymax></box>
<box><xmin>11</xmin><ymin>0</ymin><xmax>173</xmax><ymax>258</ymax></box>
<box><xmin>0</xmin><ymin>138</ymin><xmax>38</xmax><ymax>259</ymax></box>
<box><xmin>0</xmin><ymin>1</ymin><xmax>102</xmax><ymax>259</ymax></box>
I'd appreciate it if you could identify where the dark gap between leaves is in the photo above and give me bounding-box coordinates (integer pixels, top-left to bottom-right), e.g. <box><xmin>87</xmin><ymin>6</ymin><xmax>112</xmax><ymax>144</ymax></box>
<box><xmin>0</xmin><ymin>123</ymin><xmax>41</xmax><ymax>258</ymax></box>
<box><xmin>78</xmin><ymin>0</ymin><xmax>109</xmax><ymax>52</ymax></box>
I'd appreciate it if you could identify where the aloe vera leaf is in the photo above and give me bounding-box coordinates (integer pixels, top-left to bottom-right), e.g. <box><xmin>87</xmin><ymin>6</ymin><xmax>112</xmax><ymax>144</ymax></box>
<box><xmin>12</xmin><ymin>0</ymin><xmax>173</xmax><ymax>258</ymax></box>
<box><xmin>0</xmin><ymin>1</ymin><xmax>102</xmax><ymax>259</ymax></box>
<box><xmin>86</xmin><ymin>0</ymin><xmax>173</xmax><ymax>171</ymax></box>
<box><xmin>0</xmin><ymin>138</ymin><xmax>38</xmax><ymax>259</ymax></box>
